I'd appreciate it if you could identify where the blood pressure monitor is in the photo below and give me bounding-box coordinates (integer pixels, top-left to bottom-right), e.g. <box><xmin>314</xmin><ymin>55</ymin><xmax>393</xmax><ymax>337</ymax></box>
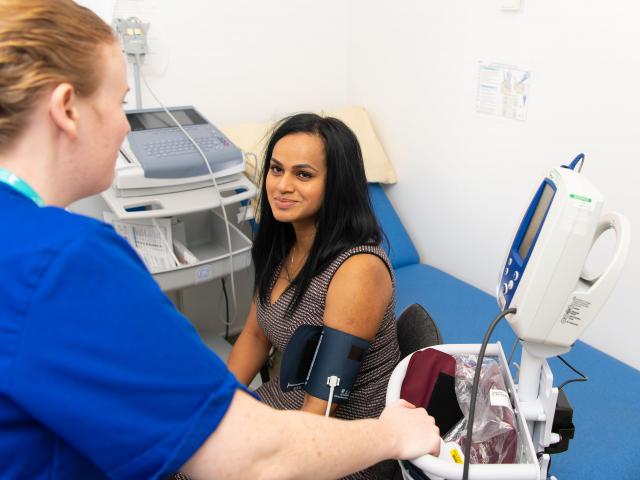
<box><xmin>498</xmin><ymin>158</ymin><xmax>630</xmax><ymax>351</ymax></box>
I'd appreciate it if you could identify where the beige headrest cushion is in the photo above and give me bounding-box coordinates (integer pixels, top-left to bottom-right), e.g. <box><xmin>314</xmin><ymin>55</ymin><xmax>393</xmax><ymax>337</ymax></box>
<box><xmin>220</xmin><ymin>105</ymin><xmax>397</xmax><ymax>184</ymax></box>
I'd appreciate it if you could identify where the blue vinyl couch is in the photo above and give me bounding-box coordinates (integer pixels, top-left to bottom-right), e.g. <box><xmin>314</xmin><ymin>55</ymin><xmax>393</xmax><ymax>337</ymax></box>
<box><xmin>369</xmin><ymin>183</ymin><xmax>640</xmax><ymax>480</ymax></box>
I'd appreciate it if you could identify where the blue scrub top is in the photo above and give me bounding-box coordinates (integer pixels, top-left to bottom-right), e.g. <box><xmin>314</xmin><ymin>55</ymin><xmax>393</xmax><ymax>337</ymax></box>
<box><xmin>0</xmin><ymin>183</ymin><xmax>247</xmax><ymax>479</ymax></box>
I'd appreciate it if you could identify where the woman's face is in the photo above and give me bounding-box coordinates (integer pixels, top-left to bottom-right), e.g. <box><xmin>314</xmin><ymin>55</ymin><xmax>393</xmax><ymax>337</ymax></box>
<box><xmin>266</xmin><ymin>132</ymin><xmax>327</xmax><ymax>227</ymax></box>
<box><xmin>73</xmin><ymin>41</ymin><xmax>130</xmax><ymax>197</ymax></box>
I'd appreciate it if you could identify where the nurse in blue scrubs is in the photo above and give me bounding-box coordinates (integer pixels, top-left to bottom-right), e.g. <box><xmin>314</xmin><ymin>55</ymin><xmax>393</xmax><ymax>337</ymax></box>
<box><xmin>0</xmin><ymin>1</ymin><xmax>440</xmax><ymax>479</ymax></box>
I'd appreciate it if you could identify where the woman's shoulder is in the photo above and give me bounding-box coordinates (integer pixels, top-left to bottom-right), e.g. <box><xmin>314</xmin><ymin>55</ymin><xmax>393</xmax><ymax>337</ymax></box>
<box><xmin>317</xmin><ymin>243</ymin><xmax>394</xmax><ymax>296</ymax></box>
<box><xmin>333</xmin><ymin>250</ymin><xmax>391</xmax><ymax>285</ymax></box>
<box><xmin>328</xmin><ymin>243</ymin><xmax>393</xmax><ymax>277</ymax></box>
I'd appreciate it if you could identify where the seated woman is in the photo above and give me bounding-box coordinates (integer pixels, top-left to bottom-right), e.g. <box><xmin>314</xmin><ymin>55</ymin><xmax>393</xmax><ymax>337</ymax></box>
<box><xmin>227</xmin><ymin>113</ymin><xmax>401</xmax><ymax>479</ymax></box>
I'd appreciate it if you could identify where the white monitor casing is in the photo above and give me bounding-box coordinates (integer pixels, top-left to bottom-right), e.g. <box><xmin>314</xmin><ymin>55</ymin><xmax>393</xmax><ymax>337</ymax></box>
<box><xmin>498</xmin><ymin>167</ymin><xmax>629</xmax><ymax>352</ymax></box>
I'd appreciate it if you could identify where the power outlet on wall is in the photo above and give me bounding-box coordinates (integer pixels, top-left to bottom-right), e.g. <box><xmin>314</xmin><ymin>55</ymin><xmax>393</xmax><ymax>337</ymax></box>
<box><xmin>501</xmin><ymin>0</ymin><xmax>522</xmax><ymax>11</ymax></box>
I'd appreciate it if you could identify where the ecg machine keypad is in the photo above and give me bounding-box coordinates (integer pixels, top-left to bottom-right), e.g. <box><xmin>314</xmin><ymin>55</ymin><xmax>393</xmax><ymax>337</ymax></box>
<box><xmin>142</xmin><ymin>135</ymin><xmax>230</xmax><ymax>158</ymax></box>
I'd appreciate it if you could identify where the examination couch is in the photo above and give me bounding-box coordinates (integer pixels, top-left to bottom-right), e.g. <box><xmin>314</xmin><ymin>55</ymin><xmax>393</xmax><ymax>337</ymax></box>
<box><xmin>369</xmin><ymin>183</ymin><xmax>640</xmax><ymax>480</ymax></box>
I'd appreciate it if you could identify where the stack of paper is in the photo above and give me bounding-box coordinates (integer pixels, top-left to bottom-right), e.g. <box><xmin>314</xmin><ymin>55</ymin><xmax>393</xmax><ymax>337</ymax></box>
<box><xmin>104</xmin><ymin>213</ymin><xmax>178</xmax><ymax>273</ymax></box>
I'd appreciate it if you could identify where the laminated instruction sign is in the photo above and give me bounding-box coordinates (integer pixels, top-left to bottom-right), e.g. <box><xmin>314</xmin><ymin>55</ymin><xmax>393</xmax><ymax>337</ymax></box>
<box><xmin>476</xmin><ymin>62</ymin><xmax>530</xmax><ymax>121</ymax></box>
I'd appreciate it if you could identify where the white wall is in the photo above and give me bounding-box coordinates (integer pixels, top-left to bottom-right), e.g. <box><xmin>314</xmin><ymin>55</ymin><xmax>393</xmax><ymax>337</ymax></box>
<box><xmin>130</xmin><ymin>0</ymin><xmax>350</xmax><ymax>125</ymax></box>
<box><xmin>347</xmin><ymin>0</ymin><xmax>640</xmax><ymax>369</ymax></box>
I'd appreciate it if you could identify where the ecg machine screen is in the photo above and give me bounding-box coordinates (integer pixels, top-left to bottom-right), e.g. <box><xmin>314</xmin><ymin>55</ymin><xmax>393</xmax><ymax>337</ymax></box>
<box><xmin>127</xmin><ymin>109</ymin><xmax>206</xmax><ymax>131</ymax></box>
<box><xmin>518</xmin><ymin>183</ymin><xmax>554</xmax><ymax>260</ymax></box>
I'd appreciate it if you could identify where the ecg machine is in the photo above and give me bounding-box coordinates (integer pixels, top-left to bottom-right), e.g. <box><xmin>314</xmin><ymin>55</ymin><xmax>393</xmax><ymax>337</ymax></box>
<box><xmin>114</xmin><ymin>106</ymin><xmax>245</xmax><ymax>197</ymax></box>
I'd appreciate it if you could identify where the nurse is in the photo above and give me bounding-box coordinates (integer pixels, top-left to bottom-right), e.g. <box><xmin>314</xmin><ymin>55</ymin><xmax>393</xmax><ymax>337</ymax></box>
<box><xmin>0</xmin><ymin>1</ymin><xmax>440</xmax><ymax>479</ymax></box>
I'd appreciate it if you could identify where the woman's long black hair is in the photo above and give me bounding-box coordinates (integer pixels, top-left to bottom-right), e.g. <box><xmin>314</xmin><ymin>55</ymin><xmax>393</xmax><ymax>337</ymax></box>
<box><xmin>252</xmin><ymin>113</ymin><xmax>382</xmax><ymax>314</ymax></box>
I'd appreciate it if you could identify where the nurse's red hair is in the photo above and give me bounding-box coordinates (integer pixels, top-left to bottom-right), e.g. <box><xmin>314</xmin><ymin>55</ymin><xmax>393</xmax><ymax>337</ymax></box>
<box><xmin>0</xmin><ymin>0</ymin><xmax>115</xmax><ymax>152</ymax></box>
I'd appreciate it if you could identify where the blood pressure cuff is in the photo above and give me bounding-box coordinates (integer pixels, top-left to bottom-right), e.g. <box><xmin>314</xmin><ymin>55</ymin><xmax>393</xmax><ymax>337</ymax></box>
<box><xmin>280</xmin><ymin>325</ymin><xmax>370</xmax><ymax>404</ymax></box>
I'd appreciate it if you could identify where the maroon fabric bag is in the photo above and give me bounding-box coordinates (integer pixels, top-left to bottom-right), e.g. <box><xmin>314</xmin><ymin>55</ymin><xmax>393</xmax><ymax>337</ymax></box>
<box><xmin>401</xmin><ymin>348</ymin><xmax>456</xmax><ymax>408</ymax></box>
<box><xmin>400</xmin><ymin>348</ymin><xmax>463</xmax><ymax>436</ymax></box>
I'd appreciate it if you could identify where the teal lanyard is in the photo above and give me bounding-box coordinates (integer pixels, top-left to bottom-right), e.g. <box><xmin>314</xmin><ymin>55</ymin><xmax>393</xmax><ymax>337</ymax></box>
<box><xmin>0</xmin><ymin>167</ymin><xmax>45</xmax><ymax>207</ymax></box>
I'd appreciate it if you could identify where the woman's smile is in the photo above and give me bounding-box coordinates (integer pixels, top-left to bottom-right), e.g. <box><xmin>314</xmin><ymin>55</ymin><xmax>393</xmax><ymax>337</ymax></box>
<box><xmin>272</xmin><ymin>196</ymin><xmax>299</xmax><ymax>209</ymax></box>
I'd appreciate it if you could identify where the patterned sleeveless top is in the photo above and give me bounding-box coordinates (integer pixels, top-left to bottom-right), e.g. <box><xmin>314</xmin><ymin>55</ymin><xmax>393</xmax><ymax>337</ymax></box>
<box><xmin>255</xmin><ymin>244</ymin><xmax>401</xmax><ymax>480</ymax></box>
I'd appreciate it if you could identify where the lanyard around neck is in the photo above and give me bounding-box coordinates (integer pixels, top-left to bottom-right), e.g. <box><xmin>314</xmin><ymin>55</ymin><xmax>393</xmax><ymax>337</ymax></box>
<box><xmin>0</xmin><ymin>167</ymin><xmax>45</xmax><ymax>207</ymax></box>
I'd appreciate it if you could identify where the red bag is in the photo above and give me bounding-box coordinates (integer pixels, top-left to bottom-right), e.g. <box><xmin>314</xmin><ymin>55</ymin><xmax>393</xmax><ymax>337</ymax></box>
<box><xmin>400</xmin><ymin>348</ymin><xmax>463</xmax><ymax>437</ymax></box>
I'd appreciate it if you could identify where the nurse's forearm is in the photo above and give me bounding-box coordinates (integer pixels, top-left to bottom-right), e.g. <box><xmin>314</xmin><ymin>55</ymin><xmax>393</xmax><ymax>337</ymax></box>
<box><xmin>183</xmin><ymin>390</ymin><xmax>440</xmax><ymax>480</ymax></box>
<box><xmin>301</xmin><ymin>392</ymin><xmax>339</xmax><ymax>417</ymax></box>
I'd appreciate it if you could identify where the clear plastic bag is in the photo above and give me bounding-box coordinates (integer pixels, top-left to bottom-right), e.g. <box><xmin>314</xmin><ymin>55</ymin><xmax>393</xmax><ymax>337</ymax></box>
<box><xmin>443</xmin><ymin>354</ymin><xmax>518</xmax><ymax>464</ymax></box>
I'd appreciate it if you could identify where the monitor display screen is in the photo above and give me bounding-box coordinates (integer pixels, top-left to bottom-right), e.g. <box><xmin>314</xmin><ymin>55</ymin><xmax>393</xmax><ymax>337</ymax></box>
<box><xmin>127</xmin><ymin>109</ymin><xmax>206</xmax><ymax>131</ymax></box>
<box><xmin>518</xmin><ymin>183</ymin><xmax>554</xmax><ymax>260</ymax></box>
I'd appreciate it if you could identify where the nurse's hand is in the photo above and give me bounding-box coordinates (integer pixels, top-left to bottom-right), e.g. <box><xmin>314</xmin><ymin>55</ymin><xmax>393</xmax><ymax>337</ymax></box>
<box><xmin>379</xmin><ymin>399</ymin><xmax>441</xmax><ymax>460</ymax></box>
